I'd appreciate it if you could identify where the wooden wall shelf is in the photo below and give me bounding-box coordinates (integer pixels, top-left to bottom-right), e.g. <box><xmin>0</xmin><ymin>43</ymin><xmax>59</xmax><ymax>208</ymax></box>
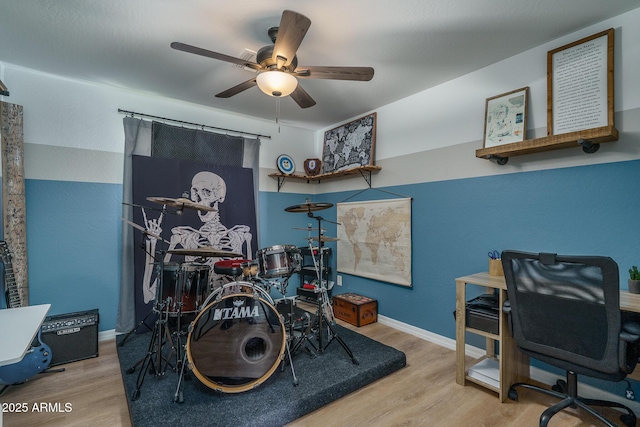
<box><xmin>475</xmin><ymin>126</ymin><xmax>619</xmax><ymax>165</ymax></box>
<box><xmin>269</xmin><ymin>165</ymin><xmax>382</xmax><ymax>191</ymax></box>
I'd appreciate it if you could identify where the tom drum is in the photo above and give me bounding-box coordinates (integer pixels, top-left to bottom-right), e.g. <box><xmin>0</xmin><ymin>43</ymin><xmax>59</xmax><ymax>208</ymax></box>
<box><xmin>256</xmin><ymin>245</ymin><xmax>301</xmax><ymax>278</ymax></box>
<box><xmin>160</xmin><ymin>263</ymin><xmax>210</xmax><ymax>316</ymax></box>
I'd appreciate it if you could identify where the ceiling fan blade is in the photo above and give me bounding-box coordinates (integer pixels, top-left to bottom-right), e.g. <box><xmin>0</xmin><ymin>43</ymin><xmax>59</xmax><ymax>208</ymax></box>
<box><xmin>294</xmin><ymin>66</ymin><xmax>374</xmax><ymax>81</ymax></box>
<box><xmin>290</xmin><ymin>85</ymin><xmax>316</xmax><ymax>109</ymax></box>
<box><xmin>215</xmin><ymin>78</ymin><xmax>258</xmax><ymax>98</ymax></box>
<box><xmin>272</xmin><ymin>10</ymin><xmax>311</xmax><ymax>68</ymax></box>
<box><xmin>171</xmin><ymin>42</ymin><xmax>263</xmax><ymax>72</ymax></box>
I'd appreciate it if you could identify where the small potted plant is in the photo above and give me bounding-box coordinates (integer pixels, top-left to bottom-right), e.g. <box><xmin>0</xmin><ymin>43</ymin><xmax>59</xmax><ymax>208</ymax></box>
<box><xmin>629</xmin><ymin>266</ymin><xmax>640</xmax><ymax>294</ymax></box>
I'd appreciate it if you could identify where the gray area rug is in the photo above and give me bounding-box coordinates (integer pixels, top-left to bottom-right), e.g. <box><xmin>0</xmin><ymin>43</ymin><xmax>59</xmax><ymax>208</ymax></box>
<box><xmin>117</xmin><ymin>320</ymin><xmax>406</xmax><ymax>427</ymax></box>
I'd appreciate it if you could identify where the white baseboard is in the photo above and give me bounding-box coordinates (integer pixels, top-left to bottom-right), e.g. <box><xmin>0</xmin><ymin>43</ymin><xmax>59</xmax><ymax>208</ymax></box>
<box><xmin>98</xmin><ymin>329</ymin><xmax>117</xmax><ymax>342</ymax></box>
<box><xmin>377</xmin><ymin>314</ymin><xmax>640</xmax><ymax>413</ymax></box>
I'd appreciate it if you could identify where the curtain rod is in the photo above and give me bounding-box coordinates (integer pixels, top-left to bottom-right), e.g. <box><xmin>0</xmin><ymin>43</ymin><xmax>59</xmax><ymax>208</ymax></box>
<box><xmin>117</xmin><ymin>108</ymin><xmax>271</xmax><ymax>140</ymax></box>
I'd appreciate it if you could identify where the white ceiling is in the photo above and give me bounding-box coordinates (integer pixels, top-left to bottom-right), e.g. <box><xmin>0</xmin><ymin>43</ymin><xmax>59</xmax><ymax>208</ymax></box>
<box><xmin>0</xmin><ymin>1</ymin><xmax>637</xmax><ymax>130</ymax></box>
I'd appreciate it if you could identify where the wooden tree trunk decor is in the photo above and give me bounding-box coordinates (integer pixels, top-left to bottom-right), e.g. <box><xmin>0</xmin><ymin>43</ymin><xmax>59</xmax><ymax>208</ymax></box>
<box><xmin>1</xmin><ymin>101</ymin><xmax>29</xmax><ymax>306</ymax></box>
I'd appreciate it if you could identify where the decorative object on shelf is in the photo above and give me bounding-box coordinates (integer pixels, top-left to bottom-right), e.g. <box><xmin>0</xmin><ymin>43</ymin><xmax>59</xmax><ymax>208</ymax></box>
<box><xmin>322</xmin><ymin>112</ymin><xmax>376</xmax><ymax>174</ymax></box>
<box><xmin>276</xmin><ymin>154</ymin><xmax>295</xmax><ymax>175</ymax></box>
<box><xmin>488</xmin><ymin>250</ymin><xmax>504</xmax><ymax>276</ymax></box>
<box><xmin>475</xmin><ymin>28</ymin><xmax>618</xmax><ymax>164</ymax></box>
<box><xmin>548</xmin><ymin>28</ymin><xmax>614</xmax><ymax>136</ymax></box>
<box><xmin>303</xmin><ymin>158</ymin><xmax>322</xmax><ymax>176</ymax></box>
<box><xmin>629</xmin><ymin>266</ymin><xmax>640</xmax><ymax>294</ymax></box>
<box><xmin>483</xmin><ymin>87</ymin><xmax>528</xmax><ymax>149</ymax></box>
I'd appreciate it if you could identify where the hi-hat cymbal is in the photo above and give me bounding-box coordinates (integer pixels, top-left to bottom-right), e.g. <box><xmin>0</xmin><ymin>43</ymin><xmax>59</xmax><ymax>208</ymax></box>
<box><xmin>285</xmin><ymin>201</ymin><xmax>333</xmax><ymax>213</ymax></box>
<box><xmin>147</xmin><ymin>196</ymin><xmax>216</xmax><ymax>212</ymax></box>
<box><xmin>167</xmin><ymin>247</ymin><xmax>243</xmax><ymax>258</ymax></box>
<box><xmin>311</xmin><ymin>236</ymin><xmax>339</xmax><ymax>242</ymax></box>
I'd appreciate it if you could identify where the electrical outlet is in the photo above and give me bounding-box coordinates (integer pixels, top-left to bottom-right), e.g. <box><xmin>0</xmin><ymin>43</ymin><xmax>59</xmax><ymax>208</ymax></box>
<box><xmin>337</xmin><ymin>275</ymin><xmax>343</xmax><ymax>286</ymax></box>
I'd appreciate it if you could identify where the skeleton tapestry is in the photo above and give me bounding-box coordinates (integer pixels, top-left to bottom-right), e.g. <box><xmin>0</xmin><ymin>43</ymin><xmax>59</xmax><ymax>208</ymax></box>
<box><xmin>131</xmin><ymin>155</ymin><xmax>257</xmax><ymax>324</ymax></box>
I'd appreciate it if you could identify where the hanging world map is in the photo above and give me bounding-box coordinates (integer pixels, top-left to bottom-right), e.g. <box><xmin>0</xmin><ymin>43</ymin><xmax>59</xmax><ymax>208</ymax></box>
<box><xmin>337</xmin><ymin>198</ymin><xmax>412</xmax><ymax>287</ymax></box>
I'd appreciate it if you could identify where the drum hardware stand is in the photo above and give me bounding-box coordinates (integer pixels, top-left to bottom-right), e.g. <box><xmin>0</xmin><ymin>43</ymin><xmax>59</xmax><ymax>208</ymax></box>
<box><xmin>130</xmin><ymin>203</ymin><xmax>182</xmax><ymax>400</ymax></box>
<box><xmin>131</xmin><ymin>296</ymin><xmax>176</xmax><ymax>401</ymax></box>
<box><xmin>118</xmin><ymin>307</ymin><xmax>154</xmax><ymax>348</ymax></box>
<box><xmin>302</xmin><ymin>212</ymin><xmax>358</xmax><ymax>364</ymax></box>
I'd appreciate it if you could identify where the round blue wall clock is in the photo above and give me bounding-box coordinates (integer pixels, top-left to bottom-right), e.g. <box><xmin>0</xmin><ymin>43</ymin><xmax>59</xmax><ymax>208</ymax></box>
<box><xmin>277</xmin><ymin>154</ymin><xmax>295</xmax><ymax>174</ymax></box>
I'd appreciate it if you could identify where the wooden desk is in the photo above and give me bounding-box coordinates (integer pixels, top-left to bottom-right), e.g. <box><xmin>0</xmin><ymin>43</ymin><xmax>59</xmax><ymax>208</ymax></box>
<box><xmin>455</xmin><ymin>273</ymin><xmax>530</xmax><ymax>402</ymax></box>
<box><xmin>0</xmin><ymin>304</ymin><xmax>51</xmax><ymax>366</ymax></box>
<box><xmin>456</xmin><ymin>273</ymin><xmax>640</xmax><ymax>401</ymax></box>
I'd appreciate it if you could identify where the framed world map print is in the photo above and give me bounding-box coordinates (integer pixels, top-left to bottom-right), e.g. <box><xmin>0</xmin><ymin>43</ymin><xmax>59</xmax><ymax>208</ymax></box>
<box><xmin>321</xmin><ymin>112</ymin><xmax>376</xmax><ymax>174</ymax></box>
<box><xmin>336</xmin><ymin>197</ymin><xmax>412</xmax><ymax>287</ymax></box>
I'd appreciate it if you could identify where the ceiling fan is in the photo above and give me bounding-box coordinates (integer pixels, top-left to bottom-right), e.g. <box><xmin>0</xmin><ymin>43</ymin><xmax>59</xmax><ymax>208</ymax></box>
<box><xmin>171</xmin><ymin>10</ymin><xmax>374</xmax><ymax>109</ymax></box>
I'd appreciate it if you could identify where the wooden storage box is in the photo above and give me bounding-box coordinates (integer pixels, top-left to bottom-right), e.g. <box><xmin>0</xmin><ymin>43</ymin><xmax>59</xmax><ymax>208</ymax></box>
<box><xmin>332</xmin><ymin>292</ymin><xmax>377</xmax><ymax>327</ymax></box>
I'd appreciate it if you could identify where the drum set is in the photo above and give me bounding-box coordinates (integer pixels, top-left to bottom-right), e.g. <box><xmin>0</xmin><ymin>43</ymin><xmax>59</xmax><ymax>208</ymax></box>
<box><xmin>121</xmin><ymin>196</ymin><xmax>356</xmax><ymax>403</ymax></box>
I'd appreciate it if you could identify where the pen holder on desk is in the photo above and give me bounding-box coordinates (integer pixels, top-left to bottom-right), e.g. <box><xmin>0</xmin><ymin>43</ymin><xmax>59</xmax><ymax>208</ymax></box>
<box><xmin>489</xmin><ymin>258</ymin><xmax>504</xmax><ymax>276</ymax></box>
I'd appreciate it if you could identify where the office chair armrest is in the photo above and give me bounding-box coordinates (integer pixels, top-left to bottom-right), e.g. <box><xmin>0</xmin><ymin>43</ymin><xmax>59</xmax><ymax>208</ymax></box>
<box><xmin>502</xmin><ymin>301</ymin><xmax>513</xmax><ymax>336</ymax></box>
<box><xmin>502</xmin><ymin>300</ymin><xmax>511</xmax><ymax>314</ymax></box>
<box><xmin>620</xmin><ymin>321</ymin><xmax>640</xmax><ymax>343</ymax></box>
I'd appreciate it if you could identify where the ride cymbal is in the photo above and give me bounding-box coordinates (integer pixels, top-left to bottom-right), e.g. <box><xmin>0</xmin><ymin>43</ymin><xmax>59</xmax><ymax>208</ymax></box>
<box><xmin>310</xmin><ymin>236</ymin><xmax>339</xmax><ymax>242</ymax></box>
<box><xmin>167</xmin><ymin>247</ymin><xmax>243</xmax><ymax>258</ymax></box>
<box><xmin>284</xmin><ymin>201</ymin><xmax>333</xmax><ymax>213</ymax></box>
<box><xmin>147</xmin><ymin>196</ymin><xmax>216</xmax><ymax>212</ymax></box>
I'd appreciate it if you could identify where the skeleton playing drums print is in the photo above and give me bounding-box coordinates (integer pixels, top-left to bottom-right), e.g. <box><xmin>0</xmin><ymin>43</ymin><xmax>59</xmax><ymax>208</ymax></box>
<box><xmin>131</xmin><ymin>156</ymin><xmax>258</xmax><ymax>320</ymax></box>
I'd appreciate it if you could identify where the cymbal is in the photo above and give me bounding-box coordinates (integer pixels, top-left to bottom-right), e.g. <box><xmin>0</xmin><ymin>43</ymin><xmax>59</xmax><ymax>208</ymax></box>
<box><xmin>147</xmin><ymin>196</ymin><xmax>216</xmax><ymax>212</ymax></box>
<box><xmin>167</xmin><ymin>247</ymin><xmax>243</xmax><ymax>258</ymax></box>
<box><xmin>285</xmin><ymin>201</ymin><xmax>333</xmax><ymax>213</ymax></box>
<box><xmin>292</xmin><ymin>227</ymin><xmax>327</xmax><ymax>232</ymax></box>
<box><xmin>311</xmin><ymin>236</ymin><xmax>339</xmax><ymax>242</ymax></box>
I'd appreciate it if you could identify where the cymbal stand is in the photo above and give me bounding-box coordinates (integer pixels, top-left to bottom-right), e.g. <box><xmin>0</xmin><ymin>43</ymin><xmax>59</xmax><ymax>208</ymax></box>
<box><xmin>131</xmin><ymin>204</ymin><xmax>176</xmax><ymax>400</ymax></box>
<box><xmin>303</xmin><ymin>212</ymin><xmax>358</xmax><ymax>364</ymax></box>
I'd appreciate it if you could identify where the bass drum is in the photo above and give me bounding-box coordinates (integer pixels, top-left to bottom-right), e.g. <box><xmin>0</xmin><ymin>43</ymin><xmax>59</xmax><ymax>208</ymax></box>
<box><xmin>201</xmin><ymin>281</ymin><xmax>274</xmax><ymax>309</ymax></box>
<box><xmin>187</xmin><ymin>292</ymin><xmax>285</xmax><ymax>393</ymax></box>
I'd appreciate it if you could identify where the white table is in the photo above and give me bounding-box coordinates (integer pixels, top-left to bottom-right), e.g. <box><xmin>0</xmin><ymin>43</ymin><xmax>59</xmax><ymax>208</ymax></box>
<box><xmin>0</xmin><ymin>304</ymin><xmax>51</xmax><ymax>366</ymax></box>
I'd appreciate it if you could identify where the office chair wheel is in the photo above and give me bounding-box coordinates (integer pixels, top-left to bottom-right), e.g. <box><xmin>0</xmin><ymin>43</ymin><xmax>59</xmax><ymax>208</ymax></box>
<box><xmin>508</xmin><ymin>388</ymin><xmax>519</xmax><ymax>401</ymax></box>
<box><xmin>551</xmin><ymin>379</ymin><xmax>567</xmax><ymax>393</ymax></box>
<box><xmin>620</xmin><ymin>413</ymin><xmax>636</xmax><ymax>427</ymax></box>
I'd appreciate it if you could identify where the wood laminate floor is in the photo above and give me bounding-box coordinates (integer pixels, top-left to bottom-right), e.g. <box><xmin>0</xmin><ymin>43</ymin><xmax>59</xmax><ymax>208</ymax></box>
<box><xmin>1</xmin><ymin>313</ymin><xmax>635</xmax><ymax>426</ymax></box>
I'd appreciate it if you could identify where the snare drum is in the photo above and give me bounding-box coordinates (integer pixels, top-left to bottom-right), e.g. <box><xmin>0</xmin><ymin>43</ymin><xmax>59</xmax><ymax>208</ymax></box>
<box><xmin>186</xmin><ymin>290</ymin><xmax>285</xmax><ymax>393</ymax></box>
<box><xmin>159</xmin><ymin>263</ymin><xmax>210</xmax><ymax>316</ymax></box>
<box><xmin>256</xmin><ymin>245</ymin><xmax>301</xmax><ymax>278</ymax></box>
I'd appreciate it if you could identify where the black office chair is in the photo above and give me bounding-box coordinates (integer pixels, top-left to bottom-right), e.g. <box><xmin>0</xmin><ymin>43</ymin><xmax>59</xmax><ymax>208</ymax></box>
<box><xmin>501</xmin><ymin>250</ymin><xmax>640</xmax><ymax>427</ymax></box>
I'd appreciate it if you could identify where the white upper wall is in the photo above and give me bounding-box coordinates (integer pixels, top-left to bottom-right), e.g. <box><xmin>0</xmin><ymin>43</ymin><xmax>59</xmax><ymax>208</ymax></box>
<box><xmin>317</xmin><ymin>7</ymin><xmax>640</xmax><ymax>161</ymax></box>
<box><xmin>1</xmin><ymin>7</ymin><xmax>638</xmax><ymax>186</ymax></box>
<box><xmin>0</xmin><ymin>64</ymin><xmax>315</xmax><ymax>178</ymax></box>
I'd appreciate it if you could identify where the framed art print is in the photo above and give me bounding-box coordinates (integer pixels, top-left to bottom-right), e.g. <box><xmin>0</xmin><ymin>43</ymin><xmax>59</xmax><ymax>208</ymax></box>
<box><xmin>321</xmin><ymin>112</ymin><xmax>376</xmax><ymax>174</ymax></box>
<box><xmin>483</xmin><ymin>87</ymin><xmax>528</xmax><ymax>148</ymax></box>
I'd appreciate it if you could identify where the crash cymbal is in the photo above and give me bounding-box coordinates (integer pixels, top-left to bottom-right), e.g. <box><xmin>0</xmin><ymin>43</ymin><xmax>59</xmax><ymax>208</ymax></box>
<box><xmin>285</xmin><ymin>201</ymin><xmax>333</xmax><ymax>213</ymax></box>
<box><xmin>311</xmin><ymin>236</ymin><xmax>339</xmax><ymax>242</ymax></box>
<box><xmin>146</xmin><ymin>196</ymin><xmax>216</xmax><ymax>212</ymax></box>
<box><xmin>292</xmin><ymin>227</ymin><xmax>327</xmax><ymax>232</ymax></box>
<box><xmin>167</xmin><ymin>247</ymin><xmax>243</xmax><ymax>258</ymax></box>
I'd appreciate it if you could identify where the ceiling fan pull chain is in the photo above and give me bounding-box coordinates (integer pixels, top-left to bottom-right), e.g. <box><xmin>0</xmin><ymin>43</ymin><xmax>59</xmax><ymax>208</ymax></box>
<box><xmin>276</xmin><ymin>98</ymin><xmax>281</xmax><ymax>133</ymax></box>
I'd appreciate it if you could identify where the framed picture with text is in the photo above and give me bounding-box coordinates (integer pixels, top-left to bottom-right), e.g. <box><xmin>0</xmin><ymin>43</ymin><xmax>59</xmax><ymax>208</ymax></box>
<box><xmin>548</xmin><ymin>28</ymin><xmax>614</xmax><ymax>136</ymax></box>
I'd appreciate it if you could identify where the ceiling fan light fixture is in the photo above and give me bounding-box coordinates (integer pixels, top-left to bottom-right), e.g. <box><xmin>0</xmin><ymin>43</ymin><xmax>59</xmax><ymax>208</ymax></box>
<box><xmin>256</xmin><ymin>70</ymin><xmax>297</xmax><ymax>97</ymax></box>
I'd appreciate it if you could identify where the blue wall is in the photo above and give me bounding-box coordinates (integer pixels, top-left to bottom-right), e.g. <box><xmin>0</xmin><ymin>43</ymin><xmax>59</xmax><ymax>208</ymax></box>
<box><xmin>15</xmin><ymin>158</ymin><xmax>640</xmax><ymax>340</ymax></box>
<box><xmin>312</xmin><ymin>159</ymin><xmax>640</xmax><ymax>340</ymax></box>
<box><xmin>23</xmin><ymin>179</ymin><xmax>122</xmax><ymax>331</ymax></box>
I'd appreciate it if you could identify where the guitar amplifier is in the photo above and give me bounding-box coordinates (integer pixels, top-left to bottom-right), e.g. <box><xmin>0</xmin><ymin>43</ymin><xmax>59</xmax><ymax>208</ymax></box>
<box><xmin>40</xmin><ymin>309</ymin><xmax>99</xmax><ymax>366</ymax></box>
